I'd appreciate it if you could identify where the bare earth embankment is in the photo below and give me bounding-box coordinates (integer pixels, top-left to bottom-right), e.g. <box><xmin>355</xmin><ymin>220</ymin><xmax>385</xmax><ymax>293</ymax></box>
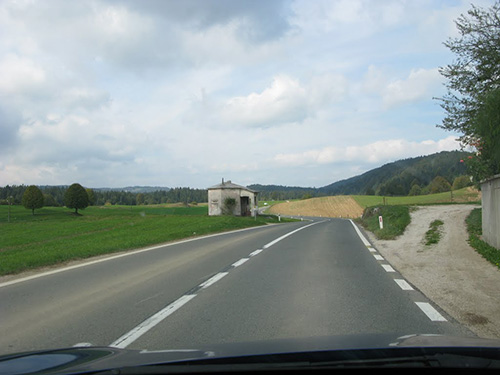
<box><xmin>364</xmin><ymin>205</ymin><xmax>500</xmax><ymax>339</ymax></box>
<box><xmin>268</xmin><ymin>196</ymin><xmax>364</xmax><ymax>218</ymax></box>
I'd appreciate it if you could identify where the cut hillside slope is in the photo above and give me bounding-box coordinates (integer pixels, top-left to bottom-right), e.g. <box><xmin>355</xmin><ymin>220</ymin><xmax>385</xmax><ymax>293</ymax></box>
<box><xmin>268</xmin><ymin>196</ymin><xmax>363</xmax><ymax>218</ymax></box>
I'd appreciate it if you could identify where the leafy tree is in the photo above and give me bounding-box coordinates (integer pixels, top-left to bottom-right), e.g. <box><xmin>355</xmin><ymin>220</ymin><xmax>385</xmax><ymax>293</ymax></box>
<box><xmin>408</xmin><ymin>184</ymin><xmax>422</xmax><ymax>196</ymax></box>
<box><xmin>429</xmin><ymin>176</ymin><xmax>451</xmax><ymax>194</ymax></box>
<box><xmin>64</xmin><ymin>183</ymin><xmax>89</xmax><ymax>214</ymax></box>
<box><xmin>86</xmin><ymin>188</ymin><xmax>95</xmax><ymax>206</ymax></box>
<box><xmin>43</xmin><ymin>193</ymin><xmax>58</xmax><ymax>207</ymax></box>
<box><xmin>437</xmin><ymin>2</ymin><xmax>500</xmax><ymax>181</ymax></box>
<box><xmin>364</xmin><ymin>187</ymin><xmax>375</xmax><ymax>195</ymax></box>
<box><xmin>136</xmin><ymin>193</ymin><xmax>145</xmax><ymax>205</ymax></box>
<box><xmin>22</xmin><ymin>185</ymin><xmax>44</xmax><ymax>215</ymax></box>
<box><xmin>452</xmin><ymin>175</ymin><xmax>472</xmax><ymax>190</ymax></box>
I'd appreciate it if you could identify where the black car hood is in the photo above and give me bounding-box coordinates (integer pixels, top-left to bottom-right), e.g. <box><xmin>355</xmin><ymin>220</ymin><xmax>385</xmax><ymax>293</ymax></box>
<box><xmin>1</xmin><ymin>333</ymin><xmax>500</xmax><ymax>374</ymax></box>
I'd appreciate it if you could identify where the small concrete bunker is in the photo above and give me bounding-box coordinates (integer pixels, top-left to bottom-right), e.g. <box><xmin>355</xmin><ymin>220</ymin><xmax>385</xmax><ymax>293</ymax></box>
<box><xmin>208</xmin><ymin>179</ymin><xmax>258</xmax><ymax>217</ymax></box>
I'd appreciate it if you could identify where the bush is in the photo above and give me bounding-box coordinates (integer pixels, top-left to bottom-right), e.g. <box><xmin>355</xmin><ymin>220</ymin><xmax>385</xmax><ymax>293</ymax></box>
<box><xmin>222</xmin><ymin>197</ymin><xmax>236</xmax><ymax>215</ymax></box>
<box><xmin>466</xmin><ymin>208</ymin><xmax>500</xmax><ymax>268</ymax></box>
<box><xmin>360</xmin><ymin>205</ymin><xmax>411</xmax><ymax>240</ymax></box>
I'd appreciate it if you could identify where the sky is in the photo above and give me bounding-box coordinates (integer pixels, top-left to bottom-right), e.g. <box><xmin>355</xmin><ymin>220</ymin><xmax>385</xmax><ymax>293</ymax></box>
<box><xmin>0</xmin><ymin>0</ymin><xmax>494</xmax><ymax>189</ymax></box>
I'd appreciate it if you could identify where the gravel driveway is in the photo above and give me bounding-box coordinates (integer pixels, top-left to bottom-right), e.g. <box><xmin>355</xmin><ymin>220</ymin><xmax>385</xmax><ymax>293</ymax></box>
<box><xmin>364</xmin><ymin>204</ymin><xmax>500</xmax><ymax>339</ymax></box>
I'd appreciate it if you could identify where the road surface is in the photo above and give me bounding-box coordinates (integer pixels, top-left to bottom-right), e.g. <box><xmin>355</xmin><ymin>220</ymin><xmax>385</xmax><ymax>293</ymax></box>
<box><xmin>0</xmin><ymin>218</ymin><xmax>473</xmax><ymax>355</ymax></box>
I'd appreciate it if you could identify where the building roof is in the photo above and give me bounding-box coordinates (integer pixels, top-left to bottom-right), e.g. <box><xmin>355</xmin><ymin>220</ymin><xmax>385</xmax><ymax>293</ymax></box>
<box><xmin>208</xmin><ymin>179</ymin><xmax>257</xmax><ymax>193</ymax></box>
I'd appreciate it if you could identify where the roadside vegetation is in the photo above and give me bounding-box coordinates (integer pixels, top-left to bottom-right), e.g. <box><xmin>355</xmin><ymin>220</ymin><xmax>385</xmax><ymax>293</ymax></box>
<box><xmin>0</xmin><ymin>204</ymin><xmax>292</xmax><ymax>276</ymax></box>
<box><xmin>358</xmin><ymin>205</ymin><xmax>411</xmax><ymax>240</ymax></box>
<box><xmin>352</xmin><ymin>187</ymin><xmax>480</xmax><ymax>208</ymax></box>
<box><xmin>466</xmin><ymin>208</ymin><xmax>500</xmax><ymax>269</ymax></box>
<box><xmin>424</xmin><ymin>220</ymin><xmax>444</xmax><ymax>246</ymax></box>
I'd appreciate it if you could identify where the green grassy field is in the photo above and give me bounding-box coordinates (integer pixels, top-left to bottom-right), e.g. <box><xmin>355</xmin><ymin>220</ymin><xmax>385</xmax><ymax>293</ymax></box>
<box><xmin>352</xmin><ymin>187</ymin><xmax>480</xmax><ymax>208</ymax></box>
<box><xmin>0</xmin><ymin>204</ymin><xmax>288</xmax><ymax>276</ymax></box>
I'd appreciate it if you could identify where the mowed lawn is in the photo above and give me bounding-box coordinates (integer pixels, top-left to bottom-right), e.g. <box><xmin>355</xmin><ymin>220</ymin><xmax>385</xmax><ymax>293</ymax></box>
<box><xmin>0</xmin><ymin>204</ymin><xmax>281</xmax><ymax>276</ymax></box>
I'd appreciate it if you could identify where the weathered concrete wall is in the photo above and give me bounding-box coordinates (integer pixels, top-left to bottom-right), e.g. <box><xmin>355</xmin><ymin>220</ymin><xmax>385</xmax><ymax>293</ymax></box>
<box><xmin>481</xmin><ymin>174</ymin><xmax>500</xmax><ymax>249</ymax></box>
<box><xmin>208</xmin><ymin>188</ymin><xmax>257</xmax><ymax>216</ymax></box>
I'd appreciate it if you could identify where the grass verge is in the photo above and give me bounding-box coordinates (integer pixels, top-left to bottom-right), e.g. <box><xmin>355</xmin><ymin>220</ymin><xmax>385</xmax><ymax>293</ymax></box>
<box><xmin>357</xmin><ymin>205</ymin><xmax>411</xmax><ymax>240</ymax></box>
<box><xmin>424</xmin><ymin>219</ymin><xmax>444</xmax><ymax>246</ymax></box>
<box><xmin>352</xmin><ymin>187</ymin><xmax>480</xmax><ymax>208</ymax></box>
<box><xmin>465</xmin><ymin>208</ymin><xmax>500</xmax><ymax>269</ymax></box>
<box><xmin>0</xmin><ymin>205</ymin><xmax>292</xmax><ymax>276</ymax></box>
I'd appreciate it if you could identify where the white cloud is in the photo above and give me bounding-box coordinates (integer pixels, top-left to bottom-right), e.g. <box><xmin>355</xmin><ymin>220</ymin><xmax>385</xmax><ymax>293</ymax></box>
<box><xmin>0</xmin><ymin>54</ymin><xmax>46</xmax><ymax>94</ymax></box>
<box><xmin>362</xmin><ymin>66</ymin><xmax>444</xmax><ymax>109</ymax></box>
<box><xmin>273</xmin><ymin>136</ymin><xmax>461</xmax><ymax>166</ymax></box>
<box><xmin>382</xmin><ymin>68</ymin><xmax>443</xmax><ymax>108</ymax></box>
<box><xmin>218</xmin><ymin>73</ymin><xmax>349</xmax><ymax>128</ymax></box>
<box><xmin>221</xmin><ymin>75</ymin><xmax>308</xmax><ymax>127</ymax></box>
<box><xmin>0</xmin><ymin>1</ymin><xmax>477</xmax><ymax>188</ymax></box>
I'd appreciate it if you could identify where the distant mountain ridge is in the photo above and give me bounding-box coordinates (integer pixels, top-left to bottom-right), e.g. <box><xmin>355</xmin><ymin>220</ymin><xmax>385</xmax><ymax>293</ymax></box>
<box><xmin>319</xmin><ymin>150</ymin><xmax>470</xmax><ymax>196</ymax></box>
<box><xmin>250</xmin><ymin>150</ymin><xmax>471</xmax><ymax>199</ymax></box>
<box><xmin>94</xmin><ymin>186</ymin><xmax>171</xmax><ymax>193</ymax></box>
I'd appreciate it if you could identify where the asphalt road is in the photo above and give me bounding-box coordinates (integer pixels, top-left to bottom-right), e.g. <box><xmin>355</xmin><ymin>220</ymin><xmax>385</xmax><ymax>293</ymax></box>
<box><xmin>0</xmin><ymin>218</ymin><xmax>473</xmax><ymax>355</ymax></box>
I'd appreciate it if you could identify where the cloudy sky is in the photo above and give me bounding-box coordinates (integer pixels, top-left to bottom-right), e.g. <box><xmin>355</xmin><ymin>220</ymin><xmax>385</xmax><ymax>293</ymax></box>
<box><xmin>0</xmin><ymin>0</ymin><xmax>493</xmax><ymax>189</ymax></box>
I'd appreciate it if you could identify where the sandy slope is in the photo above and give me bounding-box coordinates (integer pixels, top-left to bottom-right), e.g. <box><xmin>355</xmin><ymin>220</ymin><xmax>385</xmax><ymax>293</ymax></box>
<box><xmin>364</xmin><ymin>204</ymin><xmax>500</xmax><ymax>339</ymax></box>
<box><xmin>268</xmin><ymin>196</ymin><xmax>363</xmax><ymax>218</ymax></box>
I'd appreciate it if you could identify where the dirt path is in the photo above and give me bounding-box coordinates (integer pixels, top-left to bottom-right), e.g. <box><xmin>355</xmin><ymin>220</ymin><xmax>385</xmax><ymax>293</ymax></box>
<box><xmin>364</xmin><ymin>204</ymin><xmax>500</xmax><ymax>339</ymax></box>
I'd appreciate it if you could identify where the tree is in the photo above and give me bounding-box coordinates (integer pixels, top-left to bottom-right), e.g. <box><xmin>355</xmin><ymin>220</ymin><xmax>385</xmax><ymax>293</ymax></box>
<box><xmin>86</xmin><ymin>188</ymin><xmax>95</xmax><ymax>206</ymax></box>
<box><xmin>408</xmin><ymin>184</ymin><xmax>422</xmax><ymax>196</ymax></box>
<box><xmin>64</xmin><ymin>183</ymin><xmax>89</xmax><ymax>214</ymax></box>
<box><xmin>437</xmin><ymin>2</ymin><xmax>500</xmax><ymax>181</ymax></box>
<box><xmin>429</xmin><ymin>176</ymin><xmax>451</xmax><ymax>194</ymax></box>
<box><xmin>136</xmin><ymin>193</ymin><xmax>145</xmax><ymax>205</ymax></box>
<box><xmin>22</xmin><ymin>185</ymin><xmax>44</xmax><ymax>215</ymax></box>
<box><xmin>452</xmin><ymin>175</ymin><xmax>472</xmax><ymax>190</ymax></box>
<box><xmin>43</xmin><ymin>193</ymin><xmax>58</xmax><ymax>207</ymax></box>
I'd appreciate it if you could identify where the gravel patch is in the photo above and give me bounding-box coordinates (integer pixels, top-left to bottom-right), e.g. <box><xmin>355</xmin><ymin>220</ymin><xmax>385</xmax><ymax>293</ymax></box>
<box><xmin>364</xmin><ymin>204</ymin><xmax>500</xmax><ymax>339</ymax></box>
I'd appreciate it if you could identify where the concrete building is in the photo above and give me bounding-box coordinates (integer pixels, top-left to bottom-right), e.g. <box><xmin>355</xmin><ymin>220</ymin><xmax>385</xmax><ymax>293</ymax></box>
<box><xmin>481</xmin><ymin>174</ymin><xmax>500</xmax><ymax>249</ymax></box>
<box><xmin>208</xmin><ymin>179</ymin><xmax>258</xmax><ymax>217</ymax></box>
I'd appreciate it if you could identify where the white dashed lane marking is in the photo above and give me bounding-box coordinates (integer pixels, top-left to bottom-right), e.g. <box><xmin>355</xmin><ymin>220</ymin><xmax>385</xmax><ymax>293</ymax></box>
<box><xmin>109</xmin><ymin>221</ymin><xmax>327</xmax><ymax>349</ymax></box>
<box><xmin>349</xmin><ymin>219</ymin><xmax>448</xmax><ymax>323</ymax></box>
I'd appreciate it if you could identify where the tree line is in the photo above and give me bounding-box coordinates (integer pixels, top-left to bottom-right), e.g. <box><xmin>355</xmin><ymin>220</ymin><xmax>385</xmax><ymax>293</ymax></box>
<box><xmin>0</xmin><ymin>185</ymin><xmax>208</xmax><ymax>207</ymax></box>
<box><xmin>437</xmin><ymin>1</ymin><xmax>500</xmax><ymax>182</ymax></box>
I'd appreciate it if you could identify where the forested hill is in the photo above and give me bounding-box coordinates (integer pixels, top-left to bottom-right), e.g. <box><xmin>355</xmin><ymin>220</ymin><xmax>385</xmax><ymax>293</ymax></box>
<box><xmin>319</xmin><ymin>150</ymin><xmax>471</xmax><ymax>196</ymax></box>
<box><xmin>246</xmin><ymin>184</ymin><xmax>317</xmax><ymax>201</ymax></box>
<box><xmin>251</xmin><ymin>150</ymin><xmax>472</xmax><ymax>200</ymax></box>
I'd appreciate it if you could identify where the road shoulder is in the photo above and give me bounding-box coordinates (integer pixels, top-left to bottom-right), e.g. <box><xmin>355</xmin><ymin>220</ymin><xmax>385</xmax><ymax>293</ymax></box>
<box><xmin>364</xmin><ymin>204</ymin><xmax>500</xmax><ymax>339</ymax></box>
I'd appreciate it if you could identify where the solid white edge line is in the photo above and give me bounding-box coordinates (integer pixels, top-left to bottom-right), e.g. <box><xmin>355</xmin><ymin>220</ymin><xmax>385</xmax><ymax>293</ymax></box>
<box><xmin>110</xmin><ymin>294</ymin><xmax>197</xmax><ymax>349</ymax></box>
<box><xmin>415</xmin><ymin>302</ymin><xmax>447</xmax><ymax>322</ymax></box>
<box><xmin>232</xmin><ymin>258</ymin><xmax>249</xmax><ymax>268</ymax></box>
<box><xmin>199</xmin><ymin>272</ymin><xmax>228</xmax><ymax>289</ymax></box>
<box><xmin>394</xmin><ymin>279</ymin><xmax>414</xmax><ymax>290</ymax></box>
<box><xmin>0</xmin><ymin>225</ymin><xmax>271</xmax><ymax>289</ymax></box>
<box><xmin>348</xmin><ymin>219</ymin><xmax>371</xmax><ymax>247</ymax></box>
